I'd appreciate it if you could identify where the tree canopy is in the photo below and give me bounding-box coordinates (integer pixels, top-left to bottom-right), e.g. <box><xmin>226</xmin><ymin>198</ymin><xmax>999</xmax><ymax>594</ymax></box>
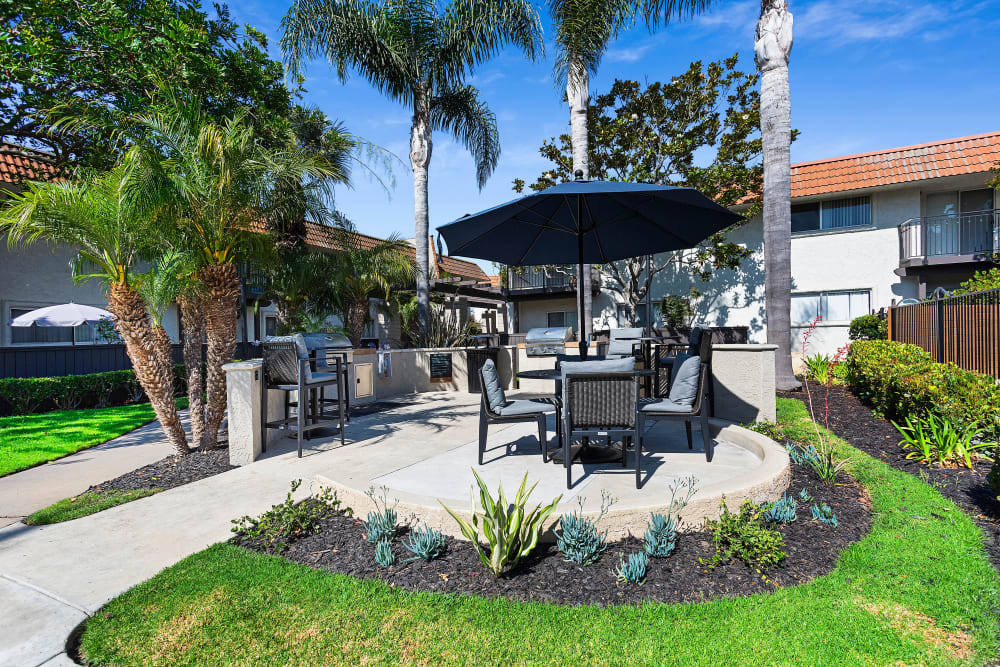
<box><xmin>1</xmin><ymin>0</ymin><xmax>293</xmax><ymax>168</ymax></box>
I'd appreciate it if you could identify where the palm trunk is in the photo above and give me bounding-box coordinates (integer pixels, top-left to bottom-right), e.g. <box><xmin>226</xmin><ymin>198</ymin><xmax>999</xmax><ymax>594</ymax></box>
<box><xmin>198</xmin><ymin>263</ymin><xmax>241</xmax><ymax>448</ymax></box>
<box><xmin>411</xmin><ymin>110</ymin><xmax>433</xmax><ymax>338</ymax></box>
<box><xmin>178</xmin><ymin>293</ymin><xmax>206</xmax><ymax>448</ymax></box>
<box><xmin>108</xmin><ymin>283</ymin><xmax>190</xmax><ymax>454</ymax></box>
<box><xmin>567</xmin><ymin>62</ymin><xmax>593</xmax><ymax>346</ymax></box>
<box><xmin>346</xmin><ymin>299</ymin><xmax>368</xmax><ymax>347</ymax></box>
<box><xmin>756</xmin><ymin>0</ymin><xmax>800</xmax><ymax>390</ymax></box>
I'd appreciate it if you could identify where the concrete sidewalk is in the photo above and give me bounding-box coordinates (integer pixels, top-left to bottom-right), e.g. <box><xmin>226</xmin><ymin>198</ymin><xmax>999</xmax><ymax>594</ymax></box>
<box><xmin>0</xmin><ymin>393</ymin><xmax>509</xmax><ymax>666</ymax></box>
<box><xmin>0</xmin><ymin>413</ymin><xmax>189</xmax><ymax>528</ymax></box>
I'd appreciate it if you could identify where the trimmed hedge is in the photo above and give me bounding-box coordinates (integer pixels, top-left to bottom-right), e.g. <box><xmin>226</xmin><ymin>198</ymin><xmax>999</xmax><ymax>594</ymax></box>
<box><xmin>0</xmin><ymin>365</ymin><xmax>187</xmax><ymax>417</ymax></box>
<box><xmin>846</xmin><ymin>339</ymin><xmax>1000</xmax><ymax>442</ymax></box>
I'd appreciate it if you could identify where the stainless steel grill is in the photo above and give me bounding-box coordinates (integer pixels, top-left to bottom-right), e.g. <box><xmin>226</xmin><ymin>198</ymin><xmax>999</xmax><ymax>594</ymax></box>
<box><xmin>524</xmin><ymin>327</ymin><xmax>573</xmax><ymax>356</ymax></box>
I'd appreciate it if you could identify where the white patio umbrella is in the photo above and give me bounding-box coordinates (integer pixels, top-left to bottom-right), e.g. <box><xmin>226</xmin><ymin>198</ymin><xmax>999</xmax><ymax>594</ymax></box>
<box><xmin>9</xmin><ymin>302</ymin><xmax>114</xmax><ymax>345</ymax></box>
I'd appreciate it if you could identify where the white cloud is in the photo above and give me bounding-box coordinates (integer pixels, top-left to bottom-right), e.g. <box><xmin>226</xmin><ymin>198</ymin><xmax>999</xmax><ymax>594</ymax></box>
<box><xmin>606</xmin><ymin>41</ymin><xmax>657</xmax><ymax>63</ymax></box>
<box><xmin>795</xmin><ymin>0</ymin><xmax>950</xmax><ymax>43</ymax></box>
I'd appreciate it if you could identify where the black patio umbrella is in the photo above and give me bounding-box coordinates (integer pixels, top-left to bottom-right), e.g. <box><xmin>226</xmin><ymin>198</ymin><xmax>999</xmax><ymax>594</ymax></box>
<box><xmin>437</xmin><ymin>176</ymin><xmax>742</xmax><ymax>356</ymax></box>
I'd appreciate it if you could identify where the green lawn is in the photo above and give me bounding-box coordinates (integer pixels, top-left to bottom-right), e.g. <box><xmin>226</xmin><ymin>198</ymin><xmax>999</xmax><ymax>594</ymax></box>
<box><xmin>79</xmin><ymin>398</ymin><xmax>1000</xmax><ymax>666</ymax></box>
<box><xmin>0</xmin><ymin>398</ymin><xmax>186</xmax><ymax>477</ymax></box>
<box><xmin>25</xmin><ymin>489</ymin><xmax>160</xmax><ymax>525</ymax></box>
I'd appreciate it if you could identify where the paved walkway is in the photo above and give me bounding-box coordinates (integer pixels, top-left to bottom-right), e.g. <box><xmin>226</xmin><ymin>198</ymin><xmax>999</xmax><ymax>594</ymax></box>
<box><xmin>0</xmin><ymin>394</ymin><xmax>507</xmax><ymax>666</ymax></box>
<box><xmin>0</xmin><ymin>413</ymin><xmax>188</xmax><ymax>528</ymax></box>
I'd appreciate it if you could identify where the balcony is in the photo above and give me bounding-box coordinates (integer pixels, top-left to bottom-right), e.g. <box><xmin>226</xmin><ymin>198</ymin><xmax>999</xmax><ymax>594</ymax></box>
<box><xmin>505</xmin><ymin>266</ymin><xmax>600</xmax><ymax>298</ymax></box>
<box><xmin>898</xmin><ymin>210</ymin><xmax>999</xmax><ymax>268</ymax></box>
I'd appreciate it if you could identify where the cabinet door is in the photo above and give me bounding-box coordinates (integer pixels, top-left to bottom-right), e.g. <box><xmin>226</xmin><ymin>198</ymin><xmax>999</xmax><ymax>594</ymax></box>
<box><xmin>354</xmin><ymin>362</ymin><xmax>374</xmax><ymax>398</ymax></box>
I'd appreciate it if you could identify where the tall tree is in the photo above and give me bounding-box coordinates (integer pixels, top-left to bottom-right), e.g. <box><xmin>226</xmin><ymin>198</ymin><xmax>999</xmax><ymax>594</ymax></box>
<box><xmin>281</xmin><ymin>0</ymin><xmax>544</xmax><ymax>335</ymax></box>
<box><xmin>755</xmin><ymin>0</ymin><xmax>798</xmax><ymax>390</ymax></box>
<box><xmin>132</xmin><ymin>97</ymin><xmax>340</xmax><ymax>448</ymax></box>
<box><xmin>1</xmin><ymin>0</ymin><xmax>292</xmax><ymax>168</ymax></box>
<box><xmin>0</xmin><ymin>164</ymin><xmax>190</xmax><ymax>453</ymax></box>
<box><xmin>515</xmin><ymin>60</ymin><xmax>761</xmax><ymax>323</ymax></box>
<box><xmin>551</xmin><ymin>0</ymin><xmax>714</xmax><ymax>345</ymax></box>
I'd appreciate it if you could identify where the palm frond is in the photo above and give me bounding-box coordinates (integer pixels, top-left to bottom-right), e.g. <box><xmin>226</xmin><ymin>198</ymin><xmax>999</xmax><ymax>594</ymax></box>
<box><xmin>643</xmin><ymin>0</ymin><xmax>714</xmax><ymax>29</ymax></box>
<box><xmin>438</xmin><ymin>0</ymin><xmax>544</xmax><ymax>79</ymax></box>
<box><xmin>431</xmin><ymin>85</ymin><xmax>500</xmax><ymax>189</ymax></box>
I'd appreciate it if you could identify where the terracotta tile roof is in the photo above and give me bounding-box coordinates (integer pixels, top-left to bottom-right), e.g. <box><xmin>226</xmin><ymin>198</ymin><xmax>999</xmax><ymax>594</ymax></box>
<box><xmin>791</xmin><ymin>132</ymin><xmax>1000</xmax><ymax>198</ymax></box>
<box><xmin>484</xmin><ymin>274</ymin><xmax>502</xmax><ymax>287</ymax></box>
<box><xmin>437</xmin><ymin>255</ymin><xmax>488</xmax><ymax>281</ymax></box>
<box><xmin>0</xmin><ymin>143</ymin><xmax>61</xmax><ymax>185</ymax></box>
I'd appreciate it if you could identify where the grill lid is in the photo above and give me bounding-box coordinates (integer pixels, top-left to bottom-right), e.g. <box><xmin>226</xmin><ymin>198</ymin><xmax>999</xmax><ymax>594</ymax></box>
<box><xmin>302</xmin><ymin>332</ymin><xmax>353</xmax><ymax>351</ymax></box>
<box><xmin>525</xmin><ymin>327</ymin><xmax>573</xmax><ymax>345</ymax></box>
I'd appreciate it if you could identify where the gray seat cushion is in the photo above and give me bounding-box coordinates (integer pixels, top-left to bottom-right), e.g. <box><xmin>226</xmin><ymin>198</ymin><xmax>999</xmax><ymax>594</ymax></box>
<box><xmin>638</xmin><ymin>397</ymin><xmax>692</xmax><ymax>413</ymax></box>
<box><xmin>668</xmin><ymin>352</ymin><xmax>701</xmax><ymax>407</ymax></box>
<box><xmin>481</xmin><ymin>359</ymin><xmax>506</xmax><ymax>412</ymax></box>
<box><xmin>497</xmin><ymin>398</ymin><xmax>557</xmax><ymax>417</ymax></box>
<box><xmin>608</xmin><ymin>328</ymin><xmax>643</xmax><ymax>357</ymax></box>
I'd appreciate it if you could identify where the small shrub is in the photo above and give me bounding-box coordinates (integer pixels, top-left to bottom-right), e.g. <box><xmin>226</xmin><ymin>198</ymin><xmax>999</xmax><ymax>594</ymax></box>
<box><xmin>849</xmin><ymin>314</ymin><xmax>887</xmax><ymax>341</ymax></box>
<box><xmin>811</xmin><ymin>503</ymin><xmax>838</xmax><ymax>527</ymax></box>
<box><xmin>893</xmin><ymin>413</ymin><xmax>992</xmax><ymax>468</ymax></box>
<box><xmin>614</xmin><ymin>551</ymin><xmax>649</xmax><ymax>585</ymax></box>
<box><xmin>803</xmin><ymin>353</ymin><xmax>832</xmax><ymax>384</ymax></box>
<box><xmin>441</xmin><ymin>470</ymin><xmax>561</xmax><ymax>577</ymax></box>
<box><xmin>763</xmin><ymin>495</ymin><xmax>797</xmax><ymax>525</ymax></box>
<box><xmin>785</xmin><ymin>440</ymin><xmax>846</xmax><ymax>484</ymax></box>
<box><xmin>797</xmin><ymin>488</ymin><xmax>813</xmax><ymax>503</ymax></box>
<box><xmin>555</xmin><ymin>491</ymin><xmax>615</xmax><ymax>565</ymax></box>
<box><xmin>704</xmin><ymin>497</ymin><xmax>786</xmax><ymax>570</ymax></box>
<box><xmin>744</xmin><ymin>419</ymin><xmax>785</xmax><ymax>440</ymax></box>
<box><xmin>643</xmin><ymin>476</ymin><xmax>697</xmax><ymax>558</ymax></box>
<box><xmin>375</xmin><ymin>539</ymin><xmax>396</xmax><ymax>567</ymax></box>
<box><xmin>0</xmin><ymin>367</ymin><xmax>186</xmax><ymax>416</ymax></box>
<box><xmin>231</xmin><ymin>480</ymin><xmax>346</xmax><ymax>553</ymax></box>
<box><xmin>402</xmin><ymin>524</ymin><xmax>446</xmax><ymax>561</ymax></box>
<box><xmin>361</xmin><ymin>486</ymin><xmax>398</xmax><ymax>544</ymax></box>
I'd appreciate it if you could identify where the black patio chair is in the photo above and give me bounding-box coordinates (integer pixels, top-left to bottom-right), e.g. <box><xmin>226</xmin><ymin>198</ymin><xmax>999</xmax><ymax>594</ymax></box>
<box><xmin>560</xmin><ymin>357</ymin><xmax>639</xmax><ymax>489</ymax></box>
<box><xmin>260</xmin><ymin>335</ymin><xmax>346</xmax><ymax>457</ymax></box>
<box><xmin>478</xmin><ymin>358</ymin><xmax>557</xmax><ymax>464</ymax></box>
<box><xmin>636</xmin><ymin>334</ymin><xmax>715</xmax><ymax>488</ymax></box>
<box><xmin>652</xmin><ymin>326</ymin><xmax>705</xmax><ymax>397</ymax></box>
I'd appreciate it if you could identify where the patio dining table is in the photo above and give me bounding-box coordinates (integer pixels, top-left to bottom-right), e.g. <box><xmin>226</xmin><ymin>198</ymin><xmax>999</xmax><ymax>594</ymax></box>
<box><xmin>516</xmin><ymin>368</ymin><xmax>655</xmax><ymax>463</ymax></box>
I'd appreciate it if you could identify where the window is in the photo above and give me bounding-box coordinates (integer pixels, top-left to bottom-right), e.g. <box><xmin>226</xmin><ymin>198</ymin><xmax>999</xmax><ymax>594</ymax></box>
<box><xmin>791</xmin><ymin>290</ymin><xmax>870</xmax><ymax>324</ymax></box>
<box><xmin>791</xmin><ymin>196</ymin><xmax>871</xmax><ymax>233</ymax></box>
<box><xmin>264</xmin><ymin>316</ymin><xmax>277</xmax><ymax>338</ymax></box>
<box><xmin>546</xmin><ymin>311</ymin><xmax>578</xmax><ymax>330</ymax></box>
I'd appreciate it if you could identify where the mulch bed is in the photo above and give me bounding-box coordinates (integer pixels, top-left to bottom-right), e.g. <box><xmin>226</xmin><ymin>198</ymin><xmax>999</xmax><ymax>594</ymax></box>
<box><xmin>86</xmin><ymin>447</ymin><xmax>235</xmax><ymax>494</ymax></box>
<box><xmin>234</xmin><ymin>463</ymin><xmax>871</xmax><ymax>607</ymax></box>
<box><xmin>780</xmin><ymin>383</ymin><xmax>1000</xmax><ymax>570</ymax></box>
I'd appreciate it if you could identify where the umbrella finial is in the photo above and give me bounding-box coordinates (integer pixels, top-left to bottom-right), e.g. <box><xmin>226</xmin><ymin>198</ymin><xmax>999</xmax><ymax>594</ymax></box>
<box><xmin>574</xmin><ymin>170</ymin><xmax>584</xmax><ymax>181</ymax></box>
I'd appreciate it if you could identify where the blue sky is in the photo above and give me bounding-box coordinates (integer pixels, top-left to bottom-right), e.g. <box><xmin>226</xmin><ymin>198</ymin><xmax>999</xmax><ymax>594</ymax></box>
<box><xmin>231</xmin><ymin>0</ymin><xmax>998</xmax><ymax>271</ymax></box>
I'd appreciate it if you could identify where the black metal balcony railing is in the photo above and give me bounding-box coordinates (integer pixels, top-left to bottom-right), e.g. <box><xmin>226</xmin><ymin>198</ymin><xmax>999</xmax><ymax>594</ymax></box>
<box><xmin>899</xmin><ymin>210</ymin><xmax>999</xmax><ymax>261</ymax></box>
<box><xmin>505</xmin><ymin>266</ymin><xmax>600</xmax><ymax>292</ymax></box>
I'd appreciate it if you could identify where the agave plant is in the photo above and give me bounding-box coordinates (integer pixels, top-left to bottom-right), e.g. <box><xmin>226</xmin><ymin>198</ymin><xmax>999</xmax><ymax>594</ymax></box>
<box><xmin>440</xmin><ymin>470</ymin><xmax>561</xmax><ymax>577</ymax></box>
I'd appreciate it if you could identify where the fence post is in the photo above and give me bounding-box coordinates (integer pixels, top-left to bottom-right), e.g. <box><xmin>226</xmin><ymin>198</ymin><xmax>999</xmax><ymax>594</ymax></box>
<box><xmin>935</xmin><ymin>295</ymin><xmax>945</xmax><ymax>363</ymax></box>
<box><xmin>887</xmin><ymin>306</ymin><xmax>893</xmax><ymax>341</ymax></box>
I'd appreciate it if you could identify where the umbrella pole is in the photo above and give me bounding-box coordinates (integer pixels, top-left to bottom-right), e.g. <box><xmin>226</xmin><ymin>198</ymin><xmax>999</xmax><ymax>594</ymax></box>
<box><xmin>577</xmin><ymin>196</ymin><xmax>588</xmax><ymax>360</ymax></box>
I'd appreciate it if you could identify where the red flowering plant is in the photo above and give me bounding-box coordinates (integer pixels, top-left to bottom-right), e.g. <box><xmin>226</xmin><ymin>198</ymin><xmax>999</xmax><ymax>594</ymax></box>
<box><xmin>791</xmin><ymin>317</ymin><xmax>849</xmax><ymax>485</ymax></box>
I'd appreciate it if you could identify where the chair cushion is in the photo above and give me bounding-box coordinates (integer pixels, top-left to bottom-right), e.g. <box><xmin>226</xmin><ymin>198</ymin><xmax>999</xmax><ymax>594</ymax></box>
<box><xmin>668</xmin><ymin>353</ymin><xmax>701</xmax><ymax>407</ymax></box>
<box><xmin>497</xmin><ymin>398</ymin><xmax>557</xmax><ymax>417</ymax></box>
<box><xmin>481</xmin><ymin>359</ymin><xmax>506</xmax><ymax>412</ymax></box>
<box><xmin>639</xmin><ymin>397</ymin><xmax>692</xmax><ymax>413</ymax></box>
<box><xmin>608</xmin><ymin>328</ymin><xmax>643</xmax><ymax>357</ymax></box>
<box><xmin>291</xmin><ymin>334</ymin><xmax>312</xmax><ymax>383</ymax></box>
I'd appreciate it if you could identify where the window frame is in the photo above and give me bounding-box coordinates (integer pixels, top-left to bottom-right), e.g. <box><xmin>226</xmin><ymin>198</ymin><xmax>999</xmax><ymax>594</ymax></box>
<box><xmin>790</xmin><ymin>289</ymin><xmax>872</xmax><ymax>325</ymax></box>
<box><xmin>791</xmin><ymin>195</ymin><xmax>873</xmax><ymax>235</ymax></box>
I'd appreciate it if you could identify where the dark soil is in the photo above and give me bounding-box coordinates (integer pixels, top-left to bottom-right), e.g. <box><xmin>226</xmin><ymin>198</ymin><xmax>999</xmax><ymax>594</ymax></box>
<box><xmin>780</xmin><ymin>383</ymin><xmax>1000</xmax><ymax>571</ymax></box>
<box><xmin>86</xmin><ymin>447</ymin><xmax>235</xmax><ymax>494</ymax></box>
<box><xmin>234</xmin><ymin>464</ymin><xmax>871</xmax><ymax>607</ymax></box>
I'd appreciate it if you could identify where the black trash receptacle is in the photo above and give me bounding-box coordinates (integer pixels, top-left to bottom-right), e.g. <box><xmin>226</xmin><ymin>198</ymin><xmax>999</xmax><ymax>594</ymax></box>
<box><xmin>467</xmin><ymin>347</ymin><xmax>500</xmax><ymax>393</ymax></box>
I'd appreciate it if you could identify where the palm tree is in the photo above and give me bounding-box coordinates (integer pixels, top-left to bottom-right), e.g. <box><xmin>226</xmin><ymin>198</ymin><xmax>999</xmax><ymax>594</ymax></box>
<box><xmin>329</xmin><ymin>224</ymin><xmax>416</xmax><ymax>346</ymax></box>
<box><xmin>281</xmin><ymin>0</ymin><xmax>544</xmax><ymax>335</ymax></box>
<box><xmin>755</xmin><ymin>0</ymin><xmax>799</xmax><ymax>390</ymax></box>
<box><xmin>132</xmin><ymin>98</ymin><xmax>341</xmax><ymax>448</ymax></box>
<box><xmin>551</xmin><ymin>0</ymin><xmax>714</xmax><ymax>343</ymax></box>
<box><xmin>0</xmin><ymin>164</ymin><xmax>190</xmax><ymax>454</ymax></box>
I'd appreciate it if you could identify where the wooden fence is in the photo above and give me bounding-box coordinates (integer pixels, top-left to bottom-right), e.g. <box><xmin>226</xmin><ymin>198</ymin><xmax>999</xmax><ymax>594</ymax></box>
<box><xmin>0</xmin><ymin>342</ymin><xmax>257</xmax><ymax>379</ymax></box>
<box><xmin>889</xmin><ymin>287</ymin><xmax>1000</xmax><ymax>378</ymax></box>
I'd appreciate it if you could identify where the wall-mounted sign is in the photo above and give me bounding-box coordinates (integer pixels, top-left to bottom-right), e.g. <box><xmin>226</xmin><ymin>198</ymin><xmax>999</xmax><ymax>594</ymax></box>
<box><xmin>429</xmin><ymin>353</ymin><xmax>453</xmax><ymax>383</ymax></box>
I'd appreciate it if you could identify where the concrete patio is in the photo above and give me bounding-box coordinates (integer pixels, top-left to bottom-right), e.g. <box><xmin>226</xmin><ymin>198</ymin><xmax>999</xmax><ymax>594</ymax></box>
<box><xmin>0</xmin><ymin>390</ymin><xmax>787</xmax><ymax>665</ymax></box>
